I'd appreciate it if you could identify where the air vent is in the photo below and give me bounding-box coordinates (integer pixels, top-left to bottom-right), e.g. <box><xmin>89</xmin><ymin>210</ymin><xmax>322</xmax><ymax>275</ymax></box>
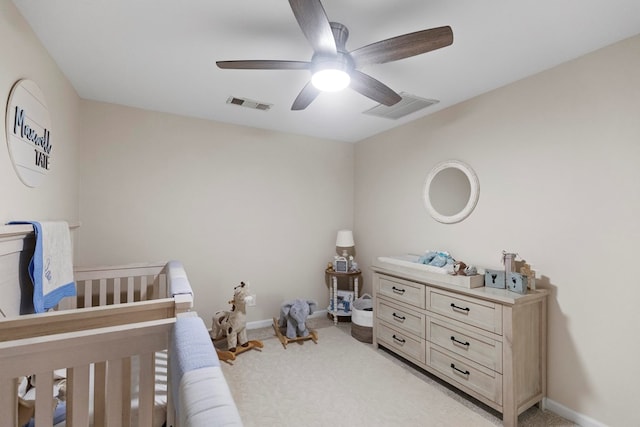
<box><xmin>226</xmin><ymin>96</ymin><xmax>272</xmax><ymax>111</ymax></box>
<box><xmin>363</xmin><ymin>92</ymin><xmax>439</xmax><ymax>120</ymax></box>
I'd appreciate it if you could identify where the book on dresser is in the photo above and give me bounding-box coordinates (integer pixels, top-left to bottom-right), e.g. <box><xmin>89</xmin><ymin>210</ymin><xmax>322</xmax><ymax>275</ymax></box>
<box><xmin>371</xmin><ymin>260</ymin><xmax>548</xmax><ymax>427</ymax></box>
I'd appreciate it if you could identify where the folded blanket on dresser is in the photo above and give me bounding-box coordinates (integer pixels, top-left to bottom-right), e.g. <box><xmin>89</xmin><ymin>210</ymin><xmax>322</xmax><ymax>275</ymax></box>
<box><xmin>8</xmin><ymin>220</ymin><xmax>76</xmax><ymax>313</ymax></box>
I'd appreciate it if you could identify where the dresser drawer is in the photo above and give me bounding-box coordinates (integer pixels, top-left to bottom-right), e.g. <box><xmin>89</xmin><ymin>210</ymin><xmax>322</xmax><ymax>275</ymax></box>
<box><xmin>428</xmin><ymin>345</ymin><xmax>503</xmax><ymax>405</ymax></box>
<box><xmin>377</xmin><ymin>323</ymin><xmax>425</xmax><ymax>364</ymax></box>
<box><xmin>428</xmin><ymin>290</ymin><xmax>502</xmax><ymax>334</ymax></box>
<box><xmin>376</xmin><ymin>299</ymin><xmax>425</xmax><ymax>338</ymax></box>
<box><xmin>377</xmin><ymin>276</ymin><xmax>425</xmax><ymax>309</ymax></box>
<box><xmin>428</xmin><ymin>317</ymin><xmax>502</xmax><ymax>373</ymax></box>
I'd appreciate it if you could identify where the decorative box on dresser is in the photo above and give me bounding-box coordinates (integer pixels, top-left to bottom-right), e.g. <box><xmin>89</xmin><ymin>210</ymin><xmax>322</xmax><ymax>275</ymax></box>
<box><xmin>371</xmin><ymin>263</ymin><xmax>548</xmax><ymax>427</ymax></box>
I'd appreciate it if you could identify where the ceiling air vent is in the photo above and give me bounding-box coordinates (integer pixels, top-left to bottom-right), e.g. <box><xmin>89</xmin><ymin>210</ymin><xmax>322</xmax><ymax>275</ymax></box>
<box><xmin>363</xmin><ymin>92</ymin><xmax>439</xmax><ymax>120</ymax></box>
<box><xmin>226</xmin><ymin>96</ymin><xmax>272</xmax><ymax>111</ymax></box>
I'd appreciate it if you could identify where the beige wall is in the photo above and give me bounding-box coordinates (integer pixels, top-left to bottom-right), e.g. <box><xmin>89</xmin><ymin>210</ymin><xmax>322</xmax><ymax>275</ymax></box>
<box><xmin>77</xmin><ymin>101</ymin><xmax>354</xmax><ymax>325</ymax></box>
<box><xmin>0</xmin><ymin>0</ymin><xmax>79</xmax><ymax>317</ymax></box>
<box><xmin>0</xmin><ymin>0</ymin><xmax>80</xmax><ymax>225</ymax></box>
<box><xmin>355</xmin><ymin>34</ymin><xmax>640</xmax><ymax>426</ymax></box>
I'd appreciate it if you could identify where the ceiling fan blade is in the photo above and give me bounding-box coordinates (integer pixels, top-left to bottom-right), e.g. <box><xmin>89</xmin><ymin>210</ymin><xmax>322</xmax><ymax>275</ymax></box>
<box><xmin>288</xmin><ymin>0</ymin><xmax>337</xmax><ymax>56</ymax></box>
<box><xmin>291</xmin><ymin>82</ymin><xmax>321</xmax><ymax>110</ymax></box>
<box><xmin>351</xmin><ymin>26</ymin><xmax>453</xmax><ymax>68</ymax></box>
<box><xmin>349</xmin><ymin>70</ymin><xmax>402</xmax><ymax>106</ymax></box>
<box><xmin>216</xmin><ymin>60</ymin><xmax>310</xmax><ymax>70</ymax></box>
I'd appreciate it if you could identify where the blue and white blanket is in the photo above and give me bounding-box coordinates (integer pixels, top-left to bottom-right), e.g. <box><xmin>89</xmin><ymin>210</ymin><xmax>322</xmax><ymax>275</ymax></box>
<box><xmin>9</xmin><ymin>221</ymin><xmax>76</xmax><ymax>313</ymax></box>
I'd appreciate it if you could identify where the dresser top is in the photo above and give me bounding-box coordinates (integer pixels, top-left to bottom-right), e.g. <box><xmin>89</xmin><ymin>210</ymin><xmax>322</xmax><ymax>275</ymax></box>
<box><xmin>371</xmin><ymin>262</ymin><xmax>547</xmax><ymax>306</ymax></box>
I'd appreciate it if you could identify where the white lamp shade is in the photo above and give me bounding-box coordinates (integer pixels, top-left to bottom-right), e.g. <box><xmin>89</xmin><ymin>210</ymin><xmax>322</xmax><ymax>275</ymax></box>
<box><xmin>336</xmin><ymin>230</ymin><xmax>355</xmax><ymax>247</ymax></box>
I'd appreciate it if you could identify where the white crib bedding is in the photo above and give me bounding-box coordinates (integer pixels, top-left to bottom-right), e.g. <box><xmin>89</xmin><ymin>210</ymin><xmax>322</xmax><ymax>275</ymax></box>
<box><xmin>54</xmin><ymin>351</ymin><xmax>168</xmax><ymax>427</ymax></box>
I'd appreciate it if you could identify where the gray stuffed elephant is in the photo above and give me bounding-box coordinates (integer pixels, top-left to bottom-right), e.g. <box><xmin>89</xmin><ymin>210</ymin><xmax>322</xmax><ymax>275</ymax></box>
<box><xmin>278</xmin><ymin>299</ymin><xmax>317</xmax><ymax>339</ymax></box>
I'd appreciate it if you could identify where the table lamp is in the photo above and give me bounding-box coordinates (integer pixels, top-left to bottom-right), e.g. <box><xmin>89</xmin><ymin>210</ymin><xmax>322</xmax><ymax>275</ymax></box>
<box><xmin>335</xmin><ymin>229</ymin><xmax>355</xmax><ymax>258</ymax></box>
<box><xmin>335</xmin><ymin>230</ymin><xmax>358</xmax><ymax>272</ymax></box>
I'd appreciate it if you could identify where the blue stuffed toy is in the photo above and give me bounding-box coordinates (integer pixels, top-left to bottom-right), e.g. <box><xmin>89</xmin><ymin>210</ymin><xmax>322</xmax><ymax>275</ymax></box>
<box><xmin>418</xmin><ymin>250</ymin><xmax>455</xmax><ymax>267</ymax></box>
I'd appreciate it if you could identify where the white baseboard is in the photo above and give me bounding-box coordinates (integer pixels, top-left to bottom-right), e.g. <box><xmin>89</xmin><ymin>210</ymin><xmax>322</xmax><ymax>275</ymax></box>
<box><xmin>246</xmin><ymin>309</ymin><xmax>328</xmax><ymax>330</ymax></box>
<box><xmin>544</xmin><ymin>398</ymin><xmax>608</xmax><ymax>427</ymax></box>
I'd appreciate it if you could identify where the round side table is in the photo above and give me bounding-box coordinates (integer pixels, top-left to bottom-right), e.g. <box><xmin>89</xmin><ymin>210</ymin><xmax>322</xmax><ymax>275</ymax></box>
<box><xmin>325</xmin><ymin>269</ymin><xmax>362</xmax><ymax>325</ymax></box>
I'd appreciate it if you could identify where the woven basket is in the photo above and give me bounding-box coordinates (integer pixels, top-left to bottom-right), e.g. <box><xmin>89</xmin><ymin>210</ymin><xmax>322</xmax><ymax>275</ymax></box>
<box><xmin>351</xmin><ymin>322</ymin><xmax>373</xmax><ymax>343</ymax></box>
<box><xmin>352</xmin><ymin>294</ymin><xmax>373</xmax><ymax>327</ymax></box>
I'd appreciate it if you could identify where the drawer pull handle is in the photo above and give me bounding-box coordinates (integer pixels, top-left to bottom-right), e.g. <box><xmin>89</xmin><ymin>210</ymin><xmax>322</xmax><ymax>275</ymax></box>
<box><xmin>392</xmin><ymin>312</ymin><xmax>406</xmax><ymax>321</ymax></box>
<box><xmin>450</xmin><ymin>336</ymin><xmax>470</xmax><ymax>347</ymax></box>
<box><xmin>392</xmin><ymin>334</ymin><xmax>406</xmax><ymax>344</ymax></box>
<box><xmin>450</xmin><ymin>363</ymin><xmax>470</xmax><ymax>376</ymax></box>
<box><xmin>450</xmin><ymin>303</ymin><xmax>470</xmax><ymax>312</ymax></box>
<box><xmin>392</xmin><ymin>286</ymin><xmax>406</xmax><ymax>294</ymax></box>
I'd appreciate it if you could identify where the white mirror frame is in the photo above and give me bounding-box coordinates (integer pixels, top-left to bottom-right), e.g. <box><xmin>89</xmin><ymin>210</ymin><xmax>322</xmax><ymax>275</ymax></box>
<box><xmin>423</xmin><ymin>160</ymin><xmax>480</xmax><ymax>224</ymax></box>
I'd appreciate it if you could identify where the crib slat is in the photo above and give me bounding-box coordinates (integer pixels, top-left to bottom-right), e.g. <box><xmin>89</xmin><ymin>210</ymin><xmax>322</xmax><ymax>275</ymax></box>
<box><xmin>166</xmin><ymin>349</ymin><xmax>176</xmax><ymax>427</ymax></box>
<box><xmin>35</xmin><ymin>371</ymin><xmax>54</xmax><ymax>427</ymax></box>
<box><xmin>99</xmin><ymin>278</ymin><xmax>108</xmax><ymax>307</ymax></box>
<box><xmin>94</xmin><ymin>361</ymin><xmax>107</xmax><ymax>427</ymax></box>
<box><xmin>122</xmin><ymin>357</ymin><xmax>132</xmax><ymax>427</ymax></box>
<box><xmin>140</xmin><ymin>275</ymin><xmax>148</xmax><ymax>301</ymax></box>
<box><xmin>127</xmin><ymin>277</ymin><xmax>135</xmax><ymax>303</ymax></box>
<box><xmin>67</xmin><ymin>365</ymin><xmax>90</xmax><ymax>427</ymax></box>
<box><xmin>0</xmin><ymin>378</ymin><xmax>17</xmax><ymax>427</ymax></box>
<box><xmin>138</xmin><ymin>352</ymin><xmax>155</xmax><ymax>426</ymax></box>
<box><xmin>114</xmin><ymin>277</ymin><xmax>122</xmax><ymax>304</ymax></box>
<box><xmin>105</xmin><ymin>358</ymin><xmax>124</xmax><ymax>427</ymax></box>
<box><xmin>159</xmin><ymin>273</ymin><xmax>167</xmax><ymax>299</ymax></box>
<box><xmin>151</xmin><ymin>273</ymin><xmax>166</xmax><ymax>300</ymax></box>
<box><xmin>84</xmin><ymin>280</ymin><xmax>92</xmax><ymax>308</ymax></box>
<box><xmin>58</xmin><ymin>294</ymin><xmax>77</xmax><ymax>310</ymax></box>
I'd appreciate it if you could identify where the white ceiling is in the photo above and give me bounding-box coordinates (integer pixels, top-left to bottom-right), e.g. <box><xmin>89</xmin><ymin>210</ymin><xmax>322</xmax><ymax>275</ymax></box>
<box><xmin>12</xmin><ymin>0</ymin><xmax>640</xmax><ymax>142</ymax></box>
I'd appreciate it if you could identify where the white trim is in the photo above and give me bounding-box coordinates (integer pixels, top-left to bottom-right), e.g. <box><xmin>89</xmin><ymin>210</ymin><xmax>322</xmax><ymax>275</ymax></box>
<box><xmin>544</xmin><ymin>398</ymin><xmax>608</xmax><ymax>427</ymax></box>
<box><xmin>246</xmin><ymin>309</ymin><xmax>328</xmax><ymax>330</ymax></box>
<box><xmin>246</xmin><ymin>318</ymin><xmax>273</xmax><ymax>330</ymax></box>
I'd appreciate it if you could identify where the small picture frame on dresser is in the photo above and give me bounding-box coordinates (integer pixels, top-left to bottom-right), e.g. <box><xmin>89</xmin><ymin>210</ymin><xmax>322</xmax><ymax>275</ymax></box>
<box><xmin>508</xmin><ymin>272</ymin><xmax>528</xmax><ymax>294</ymax></box>
<box><xmin>485</xmin><ymin>269</ymin><xmax>506</xmax><ymax>289</ymax></box>
<box><xmin>335</xmin><ymin>256</ymin><xmax>348</xmax><ymax>272</ymax></box>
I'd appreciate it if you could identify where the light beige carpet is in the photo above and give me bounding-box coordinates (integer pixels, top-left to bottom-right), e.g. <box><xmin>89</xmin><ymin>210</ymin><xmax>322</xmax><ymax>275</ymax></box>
<box><xmin>220</xmin><ymin>325</ymin><xmax>498</xmax><ymax>427</ymax></box>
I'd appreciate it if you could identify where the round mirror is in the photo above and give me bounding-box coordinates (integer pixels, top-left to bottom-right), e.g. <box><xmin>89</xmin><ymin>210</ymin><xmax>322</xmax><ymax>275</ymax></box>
<box><xmin>423</xmin><ymin>160</ymin><xmax>479</xmax><ymax>224</ymax></box>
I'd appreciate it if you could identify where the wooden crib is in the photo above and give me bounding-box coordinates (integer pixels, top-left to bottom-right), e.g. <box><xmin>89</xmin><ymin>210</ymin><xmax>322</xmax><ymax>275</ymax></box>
<box><xmin>0</xmin><ymin>225</ymin><xmax>193</xmax><ymax>427</ymax></box>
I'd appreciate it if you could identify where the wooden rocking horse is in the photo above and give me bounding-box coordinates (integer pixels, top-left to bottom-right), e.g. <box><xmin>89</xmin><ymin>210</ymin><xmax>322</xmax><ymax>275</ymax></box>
<box><xmin>210</xmin><ymin>281</ymin><xmax>263</xmax><ymax>363</ymax></box>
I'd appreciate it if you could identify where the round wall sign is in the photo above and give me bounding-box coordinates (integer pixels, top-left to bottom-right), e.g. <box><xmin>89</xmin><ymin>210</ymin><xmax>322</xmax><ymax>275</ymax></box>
<box><xmin>5</xmin><ymin>79</ymin><xmax>52</xmax><ymax>188</ymax></box>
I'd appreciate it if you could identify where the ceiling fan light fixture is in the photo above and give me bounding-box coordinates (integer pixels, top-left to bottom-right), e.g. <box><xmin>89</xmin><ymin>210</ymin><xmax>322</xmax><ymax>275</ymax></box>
<box><xmin>311</xmin><ymin>68</ymin><xmax>350</xmax><ymax>92</ymax></box>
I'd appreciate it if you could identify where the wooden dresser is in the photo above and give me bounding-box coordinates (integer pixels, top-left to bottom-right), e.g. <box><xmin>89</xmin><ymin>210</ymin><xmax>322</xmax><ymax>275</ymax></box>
<box><xmin>372</xmin><ymin>263</ymin><xmax>547</xmax><ymax>427</ymax></box>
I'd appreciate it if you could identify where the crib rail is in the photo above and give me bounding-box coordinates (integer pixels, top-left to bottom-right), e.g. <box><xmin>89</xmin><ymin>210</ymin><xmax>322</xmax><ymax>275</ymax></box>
<box><xmin>0</xmin><ymin>317</ymin><xmax>174</xmax><ymax>427</ymax></box>
<box><xmin>68</xmin><ymin>262</ymin><xmax>169</xmax><ymax>309</ymax></box>
<box><xmin>0</xmin><ymin>299</ymin><xmax>175</xmax><ymax>343</ymax></box>
<box><xmin>0</xmin><ymin>260</ymin><xmax>193</xmax><ymax>426</ymax></box>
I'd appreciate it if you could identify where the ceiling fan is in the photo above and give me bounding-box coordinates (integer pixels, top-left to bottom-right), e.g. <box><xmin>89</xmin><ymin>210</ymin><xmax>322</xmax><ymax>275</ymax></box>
<box><xmin>217</xmin><ymin>0</ymin><xmax>453</xmax><ymax>111</ymax></box>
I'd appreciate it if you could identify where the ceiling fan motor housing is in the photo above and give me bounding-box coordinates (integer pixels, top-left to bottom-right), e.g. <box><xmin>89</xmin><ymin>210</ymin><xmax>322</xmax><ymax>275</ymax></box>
<box><xmin>310</xmin><ymin>22</ymin><xmax>354</xmax><ymax>75</ymax></box>
<box><xmin>310</xmin><ymin>51</ymin><xmax>354</xmax><ymax>75</ymax></box>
